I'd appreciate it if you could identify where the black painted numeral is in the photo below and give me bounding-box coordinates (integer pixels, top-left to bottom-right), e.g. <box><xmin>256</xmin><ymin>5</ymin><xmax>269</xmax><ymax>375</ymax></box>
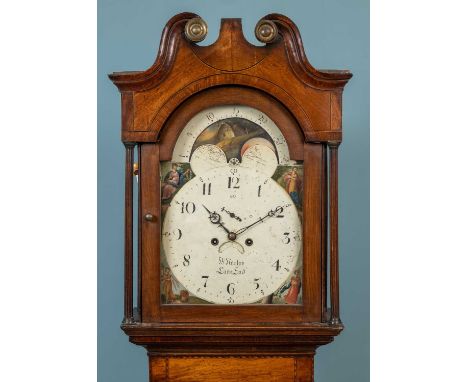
<box><xmin>253</xmin><ymin>278</ymin><xmax>260</xmax><ymax>290</ymax></box>
<box><xmin>275</xmin><ymin>206</ymin><xmax>284</xmax><ymax>218</ymax></box>
<box><xmin>202</xmin><ymin>275</ymin><xmax>209</xmax><ymax>287</ymax></box>
<box><xmin>183</xmin><ymin>255</ymin><xmax>191</xmax><ymax>267</ymax></box>
<box><xmin>257</xmin><ymin>185</ymin><xmax>262</xmax><ymax>197</ymax></box>
<box><xmin>228</xmin><ymin>177</ymin><xmax>240</xmax><ymax>189</ymax></box>
<box><xmin>202</xmin><ymin>183</ymin><xmax>212</xmax><ymax>195</ymax></box>
<box><xmin>180</xmin><ymin>201</ymin><xmax>196</xmax><ymax>214</ymax></box>
<box><xmin>163</xmin><ymin>229</ymin><xmax>182</xmax><ymax>240</ymax></box>
<box><xmin>257</xmin><ymin>114</ymin><xmax>268</xmax><ymax>124</ymax></box>
<box><xmin>273</xmin><ymin>259</ymin><xmax>280</xmax><ymax>271</ymax></box>
<box><xmin>227</xmin><ymin>283</ymin><xmax>235</xmax><ymax>295</ymax></box>
<box><xmin>283</xmin><ymin>232</ymin><xmax>291</xmax><ymax>244</ymax></box>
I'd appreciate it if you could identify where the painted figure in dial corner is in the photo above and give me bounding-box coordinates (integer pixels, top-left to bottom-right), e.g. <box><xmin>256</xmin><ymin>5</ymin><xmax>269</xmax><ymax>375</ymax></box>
<box><xmin>278</xmin><ymin>269</ymin><xmax>302</xmax><ymax>304</ymax></box>
<box><xmin>161</xmin><ymin>163</ymin><xmax>193</xmax><ymax>201</ymax></box>
<box><xmin>161</xmin><ymin>267</ymin><xmax>176</xmax><ymax>303</ymax></box>
<box><xmin>283</xmin><ymin>167</ymin><xmax>302</xmax><ymax>207</ymax></box>
<box><xmin>161</xmin><ymin>267</ymin><xmax>192</xmax><ymax>304</ymax></box>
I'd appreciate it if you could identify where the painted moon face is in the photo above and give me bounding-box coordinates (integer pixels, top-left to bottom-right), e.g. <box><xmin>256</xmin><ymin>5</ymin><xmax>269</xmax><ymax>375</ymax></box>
<box><xmin>241</xmin><ymin>144</ymin><xmax>278</xmax><ymax>178</ymax></box>
<box><xmin>240</xmin><ymin>137</ymin><xmax>275</xmax><ymax>157</ymax></box>
<box><xmin>190</xmin><ymin>144</ymin><xmax>228</xmax><ymax>175</ymax></box>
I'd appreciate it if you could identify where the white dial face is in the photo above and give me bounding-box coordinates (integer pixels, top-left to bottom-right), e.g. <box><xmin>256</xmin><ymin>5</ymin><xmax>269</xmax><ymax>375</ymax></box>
<box><xmin>162</xmin><ymin>152</ymin><xmax>302</xmax><ymax>304</ymax></box>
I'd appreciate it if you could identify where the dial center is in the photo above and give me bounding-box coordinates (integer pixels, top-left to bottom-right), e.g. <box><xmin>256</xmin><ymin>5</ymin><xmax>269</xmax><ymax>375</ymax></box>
<box><xmin>228</xmin><ymin>232</ymin><xmax>237</xmax><ymax>241</ymax></box>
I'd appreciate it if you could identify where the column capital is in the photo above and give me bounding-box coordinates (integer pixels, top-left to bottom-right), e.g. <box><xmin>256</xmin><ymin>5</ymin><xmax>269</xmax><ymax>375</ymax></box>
<box><xmin>328</xmin><ymin>141</ymin><xmax>341</xmax><ymax>148</ymax></box>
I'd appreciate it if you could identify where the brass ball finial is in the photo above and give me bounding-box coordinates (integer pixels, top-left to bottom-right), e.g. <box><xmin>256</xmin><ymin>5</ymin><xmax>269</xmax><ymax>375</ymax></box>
<box><xmin>255</xmin><ymin>19</ymin><xmax>278</xmax><ymax>44</ymax></box>
<box><xmin>185</xmin><ymin>17</ymin><xmax>208</xmax><ymax>42</ymax></box>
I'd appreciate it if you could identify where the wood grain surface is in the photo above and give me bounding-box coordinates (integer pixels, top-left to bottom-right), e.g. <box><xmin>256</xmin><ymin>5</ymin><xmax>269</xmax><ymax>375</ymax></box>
<box><xmin>149</xmin><ymin>356</ymin><xmax>315</xmax><ymax>382</ymax></box>
<box><xmin>109</xmin><ymin>13</ymin><xmax>352</xmax><ymax>144</ymax></box>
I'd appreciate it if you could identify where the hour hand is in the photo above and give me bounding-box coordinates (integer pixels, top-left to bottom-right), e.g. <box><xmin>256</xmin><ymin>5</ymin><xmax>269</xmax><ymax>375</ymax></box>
<box><xmin>202</xmin><ymin>204</ymin><xmax>221</xmax><ymax>224</ymax></box>
<box><xmin>202</xmin><ymin>204</ymin><xmax>230</xmax><ymax>235</ymax></box>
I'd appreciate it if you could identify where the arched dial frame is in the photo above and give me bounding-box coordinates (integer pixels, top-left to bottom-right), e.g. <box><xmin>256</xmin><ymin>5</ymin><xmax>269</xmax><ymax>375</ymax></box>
<box><xmin>138</xmin><ymin>86</ymin><xmax>323</xmax><ymax>323</ymax></box>
<box><xmin>161</xmin><ymin>111</ymin><xmax>302</xmax><ymax>305</ymax></box>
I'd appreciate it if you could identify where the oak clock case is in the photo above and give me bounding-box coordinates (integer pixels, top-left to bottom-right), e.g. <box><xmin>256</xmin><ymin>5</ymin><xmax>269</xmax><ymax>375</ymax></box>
<box><xmin>109</xmin><ymin>13</ymin><xmax>352</xmax><ymax>382</ymax></box>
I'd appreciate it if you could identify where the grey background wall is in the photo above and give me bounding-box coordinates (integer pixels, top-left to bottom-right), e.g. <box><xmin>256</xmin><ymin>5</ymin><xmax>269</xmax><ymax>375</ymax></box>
<box><xmin>98</xmin><ymin>0</ymin><xmax>369</xmax><ymax>381</ymax></box>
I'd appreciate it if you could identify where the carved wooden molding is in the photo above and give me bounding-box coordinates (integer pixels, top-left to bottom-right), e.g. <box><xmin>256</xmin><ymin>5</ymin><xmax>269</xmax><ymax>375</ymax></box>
<box><xmin>109</xmin><ymin>13</ymin><xmax>352</xmax><ymax>143</ymax></box>
<box><xmin>122</xmin><ymin>322</ymin><xmax>342</xmax><ymax>355</ymax></box>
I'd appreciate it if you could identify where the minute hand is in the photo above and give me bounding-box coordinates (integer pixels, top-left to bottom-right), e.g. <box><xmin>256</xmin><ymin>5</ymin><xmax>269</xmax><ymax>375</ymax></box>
<box><xmin>236</xmin><ymin>206</ymin><xmax>283</xmax><ymax>236</ymax></box>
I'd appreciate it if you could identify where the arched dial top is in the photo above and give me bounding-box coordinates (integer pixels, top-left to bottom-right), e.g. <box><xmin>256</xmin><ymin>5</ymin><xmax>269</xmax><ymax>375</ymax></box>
<box><xmin>172</xmin><ymin>105</ymin><xmax>293</xmax><ymax>165</ymax></box>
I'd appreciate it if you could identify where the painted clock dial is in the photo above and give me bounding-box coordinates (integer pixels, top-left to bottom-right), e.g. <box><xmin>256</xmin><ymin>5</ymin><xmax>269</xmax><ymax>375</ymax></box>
<box><xmin>160</xmin><ymin>105</ymin><xmax>304</xmax><ymax>305</ymax></box>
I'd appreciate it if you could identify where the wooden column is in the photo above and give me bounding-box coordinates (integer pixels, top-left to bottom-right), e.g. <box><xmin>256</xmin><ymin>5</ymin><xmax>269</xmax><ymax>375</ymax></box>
<box><xmin>124</xmin><ymin>142</ymin><xmax>135</xmax><ymax>324</ymax></box>
<box><xmin>321</xmin><ymin>144</ymin><xmax>328</xmax><ymax>322</ymax></box>
<box><xmin>137</xmin><ymin>144</ymin><xmax>142</xmax><ymax>320</ymax></box>
<box><xmin>329</xmin><ymin>142</ymin><xmax>341</xmax><ymax>325</ymax></box>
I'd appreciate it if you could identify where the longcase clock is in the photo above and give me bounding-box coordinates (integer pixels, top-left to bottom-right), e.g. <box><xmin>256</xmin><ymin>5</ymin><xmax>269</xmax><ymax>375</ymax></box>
<box><xmin>109</xmin><ymin>13</ymin><xmax>352</xmax><ymax>382</ymax></box>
